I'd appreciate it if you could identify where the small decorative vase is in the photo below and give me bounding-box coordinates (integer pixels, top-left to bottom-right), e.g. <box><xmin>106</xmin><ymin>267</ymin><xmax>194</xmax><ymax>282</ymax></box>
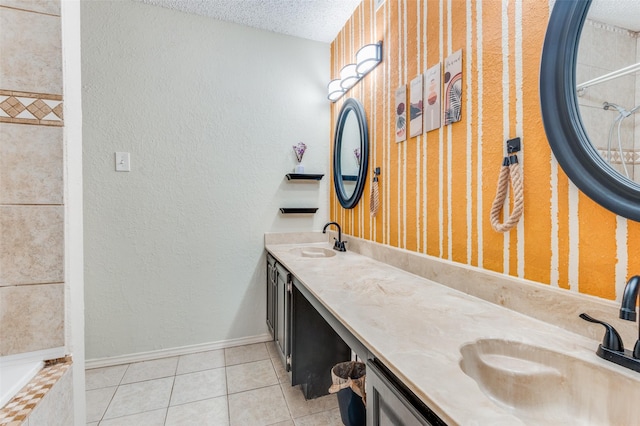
<box><xmin>295</xmin><ymin>164</ymin><xmax>305</xmax><ymax>173</ymax></box>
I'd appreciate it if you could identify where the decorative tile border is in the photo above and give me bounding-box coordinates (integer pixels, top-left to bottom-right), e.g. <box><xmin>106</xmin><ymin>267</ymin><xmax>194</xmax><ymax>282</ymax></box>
<box><xmin>0</xmin><ymin>356</ymin><xmax>72</xmax><ymax>425</ymax></box>
<box><xmin>586</xmin><ymin>18</ymin><xmax>640</xmax><ymax>38</ymax></box>
<box><xmin>597</xmin><ymin>148</ymin><xmax>640</xmax><ymax>165</ymax></box>
<box><xmin>0</xmin><ymin>90</ymin><xmax>63</xmax><ymax>127</ymax></box>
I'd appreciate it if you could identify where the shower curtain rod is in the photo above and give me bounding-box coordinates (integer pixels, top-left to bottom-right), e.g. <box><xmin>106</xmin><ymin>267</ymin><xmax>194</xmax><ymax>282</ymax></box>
<box><xmin>577</xmin><ymin>62</ymin><xmax>640</xmax><ymax>92</ymax></box>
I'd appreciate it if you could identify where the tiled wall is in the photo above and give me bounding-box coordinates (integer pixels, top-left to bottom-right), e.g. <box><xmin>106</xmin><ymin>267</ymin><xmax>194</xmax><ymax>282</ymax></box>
<box><xmin>577</xmin><ymin>19</ymin><xmax>640</xmax><ymax>181</ymax></box>
<box><xmin>0</xmin><ymin>0</ymin><xmax>65</xmax><ymax>356</ymax></box>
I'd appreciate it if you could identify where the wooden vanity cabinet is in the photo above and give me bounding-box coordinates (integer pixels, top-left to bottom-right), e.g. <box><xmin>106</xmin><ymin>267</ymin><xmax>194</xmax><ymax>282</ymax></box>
<box><xmin>265</xmin><ymin>255</ymin><xmax>352</xmax><ymax>400</ymax></box>
<box><xmin>266</xmin><ymin>254</ymin><xmax>292</xmax><ymax>371</ymax></box>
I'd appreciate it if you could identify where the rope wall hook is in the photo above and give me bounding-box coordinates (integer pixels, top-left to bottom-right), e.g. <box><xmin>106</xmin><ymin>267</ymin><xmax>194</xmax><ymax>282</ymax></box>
<box><xmin>370</xmin><ymin>167</ymin><xmax>380</xmax><ymax>217</ymax></box>
<box><xmin>490</xmin><ymin>138</ymin><xmax>524</xmax><ymax>233</ymax></box>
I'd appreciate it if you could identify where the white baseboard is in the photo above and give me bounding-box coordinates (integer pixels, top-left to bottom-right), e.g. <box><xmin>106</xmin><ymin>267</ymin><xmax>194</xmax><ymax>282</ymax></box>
<box><xmin>85</xmin><ymin>333</ymin><xmax>272</xmax><ymax>370</ymax></box>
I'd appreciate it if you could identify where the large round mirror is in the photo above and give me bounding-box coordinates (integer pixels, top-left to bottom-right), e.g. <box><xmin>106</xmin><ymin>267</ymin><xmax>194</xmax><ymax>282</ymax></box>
<box><xmin>333</xmin><ymin>98</ymin><xmax>369</xmax><ymax>209</ymax></box>
<box><xmin>541</xmin><ymin>0</ymin><xmax>640</xmax><ymax>221</ymax></box>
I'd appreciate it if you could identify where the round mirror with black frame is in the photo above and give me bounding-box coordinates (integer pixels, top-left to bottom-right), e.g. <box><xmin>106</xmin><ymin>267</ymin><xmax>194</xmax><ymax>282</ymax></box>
<box><xmin>540</xmin><ymin>0</ymin><xmax>640</xmax><ymax>221</ymax></box>
<box><xmin>333</xmin><ymin>98</ymin><xmax>369</xmax><ymax>209</ymax></box>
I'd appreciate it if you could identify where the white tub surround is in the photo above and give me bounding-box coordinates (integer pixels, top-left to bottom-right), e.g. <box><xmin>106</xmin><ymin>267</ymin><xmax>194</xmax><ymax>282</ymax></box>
<box><xmin>0</xmin><ymin>361</ymin><xmax>42</xmax><ymax>409</ymax></box>
<box><xmin>265</xmin><ymin>233</ymin><xmax>640</xmax><ymax>424</ymax></box>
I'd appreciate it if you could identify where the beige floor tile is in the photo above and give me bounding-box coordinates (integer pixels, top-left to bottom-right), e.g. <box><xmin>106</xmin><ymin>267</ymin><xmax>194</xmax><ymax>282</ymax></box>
<box><xmin>120</xmin><ymin>357</ymin><xmax>178</xmax><ymax>384</ymax></box>
<box><xmin>87</xmin><ymin>423</ymin><xmax>99</xmax><ymax>426</ymax></box>
<box><xmin>103</xmin><ymin>377</ymin><xmax>173</xmax><ymax>420</ymax></box>
<box><xmin>166</xmin><ymin>396</ymin><xmax>229</xmax><ymax>426</ymax></box>
<box><xmin>228</xmin><ymin>385</ymin><xmax>291</xmax><ymax>426</ymax></box>
<box><xmin>271</xmin><ymin>356</ymin><xmax>290</xmax><ymax>384</ymax></box>
<box><xmin>170</xmin><ymin>367</ymin><xmax>227</xmax><ymax>406</ymax></box>
<box><xmin>281</xmin><ymin>384</ymin><xmax>339</xmax><ymax>419</ymax></box>
<box><xmin>266</xmin><ymin>340</ymin><xmax>280</xmax><ymax>359</ymax></box>
<box><xmin>225</xmin><ymin>342</ymin><xmax>269</xmax><ymax>366</ymax></box>
<box><xmin>98</xmin><ymin>408</ymin><xmax>167</xmax><ymax>425</ymax></box>
<box><xmin>268</xmin><ymin>421</ymin><xmax>295</xmax><ymax>426</ymax></box>
<box><xmin>226</xmin><ymin>359</ymin><xmax>278</xmax><ymax>394</ymax></box>
<box><xmin>177</xmin><ymin>349</ymin><xmax>225</xmax><ymax>375</ymax></box>
<box><xmin>85</xmin><ymin>365</ymin><xmax>128</xmax><ymax>390</ymax></box>
<box><xmin>293</xmin><ymin>408</ymin><xmax>343</xmax><ymax>426</ymax></box>
<box><xmin>85</xmin><ymin>386</ymin><xmax>116</xmax><ymax>422</ymax></box>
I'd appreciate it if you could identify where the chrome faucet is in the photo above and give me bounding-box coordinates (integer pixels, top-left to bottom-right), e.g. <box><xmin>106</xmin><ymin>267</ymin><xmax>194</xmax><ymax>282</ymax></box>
<box><xmin>620</xmin><ymin>275</ymin><xmax>640</xmax><ymax>358</ymax></box>
<box><xmin>322</xmin><ymin>221</ymin><xmax>346</xmax><ymax>252</ymax></box>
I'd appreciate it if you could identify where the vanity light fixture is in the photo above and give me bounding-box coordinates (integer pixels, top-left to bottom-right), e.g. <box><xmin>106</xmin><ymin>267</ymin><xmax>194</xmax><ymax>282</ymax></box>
<box><xmin>340</xmin><ymin>64</ymin><xmax>360</xmax><ymax>89</ymax></box>
<box><xmin>327</xmin><ymin>41</ymin><xmax>383</xmax><ymax>102</ymax></box>
<box><xmin>356</xmin><ymin>42</ymin><xmax>382</xmax><ymax>76</ymax></box>
<box><xmin>328</xmin><ymin>79</ymin><xmax>345</xmax><ymax>102</ymax></box>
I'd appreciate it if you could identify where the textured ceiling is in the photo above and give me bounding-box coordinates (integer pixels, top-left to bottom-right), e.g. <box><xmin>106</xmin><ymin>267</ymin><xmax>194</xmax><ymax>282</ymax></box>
<box><xmin>139</xmin><ymin>0</ymin><xmax>363</xmax><ymax>43</ymax></box>
<box><xmin>588</xmin><ymin>0</ymin><xmax>640</xmax><ymax>32</ymax></box>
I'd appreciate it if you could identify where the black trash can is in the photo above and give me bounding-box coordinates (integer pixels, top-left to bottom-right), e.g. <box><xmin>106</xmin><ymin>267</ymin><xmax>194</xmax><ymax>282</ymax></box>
<box><xmin>328</xmin><ymin>361</ymin><xmax>366</xmax><ymax>426</ymax></box>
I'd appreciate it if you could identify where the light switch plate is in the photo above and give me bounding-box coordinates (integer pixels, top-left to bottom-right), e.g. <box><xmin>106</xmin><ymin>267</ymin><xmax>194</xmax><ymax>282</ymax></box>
<box><xmin>115</xmin><ymin>152</ymin><xmax>130</xmax><ymax>172</ymax></box>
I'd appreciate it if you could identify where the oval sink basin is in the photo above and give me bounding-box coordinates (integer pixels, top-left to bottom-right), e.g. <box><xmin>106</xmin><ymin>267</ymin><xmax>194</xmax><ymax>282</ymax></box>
<box><xmin>460</xmin><ymin>339</ymin><xmax>640</xmax><ymax>424</ymax></box>
<box><xmin>289</xmin><ymin>246</ymin><xmax>336</xmax><ymax>258</ymax></box>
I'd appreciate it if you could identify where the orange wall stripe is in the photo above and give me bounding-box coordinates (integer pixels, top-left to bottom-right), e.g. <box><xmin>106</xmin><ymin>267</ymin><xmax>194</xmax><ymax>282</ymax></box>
<box><xmin>465</xmin><ymin>2</ymin><xmax>481</xmax><ymax>266</ymax></box>
<box><xmin>507</xmin><ymin>0</ymin><xmax>518</xmax><ymax>277</ymax></box>
<box><xmin>479</xmin><ymin>0</ymin><xmax>505</xmax><ymax>274</ymax></box>
<box><xmin>426</xmin><ymin>0</ymin><xmax>441</xmax><ymax>257</ymax></box>
<box><xmin>578</xmin><ymin>194</ymin><xmax>617</xmax><ymax>299</ymax></box>
<box><xmin>522</xmin><ymin>0</ymin><xmax>552</xmax><ymax>285</ymax></box>
<box><xmin>404</xmin><ymin>0</ymin><xmax>419</xmax><ymax>252</ymax></box>
<box><xmin>627</xmin><ymin>221</ymin><xmax>640</xmax><ymax>294</ymax></box>
<box><xmin>449</xmin><ymin>0</ymin><xmax>468</xmax><ymax>265</ymax></box>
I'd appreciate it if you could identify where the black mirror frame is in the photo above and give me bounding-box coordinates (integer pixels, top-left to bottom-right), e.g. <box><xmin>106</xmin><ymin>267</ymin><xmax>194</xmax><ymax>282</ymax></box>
<box><xmin>540</xmin><ymin>0</ymin><xmax>640</xmax><ymax>221</ymax></box>
<box><xmin>333</xmin><ymin>98</ymin><xmax>369</xmax><ymax>209</ymax></box>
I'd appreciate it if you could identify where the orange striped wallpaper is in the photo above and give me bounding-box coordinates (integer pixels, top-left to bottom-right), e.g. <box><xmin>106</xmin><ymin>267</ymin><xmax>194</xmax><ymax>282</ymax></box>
<box><xmin>329</xmin><ymin>0</ymin><xmax>640</xmax><ymax>301</ymax></box>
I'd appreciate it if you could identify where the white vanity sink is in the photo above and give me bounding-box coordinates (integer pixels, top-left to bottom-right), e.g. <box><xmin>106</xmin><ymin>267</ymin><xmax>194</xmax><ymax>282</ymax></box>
<box><xmin>289</xmin><ymin>246</ymin><xmax>336</xmax><ymax>258</ymax></box>
<box><xmin>460</xmin><ymin>338</ymin><xmax>640</xmax><ymax>424</ymax></box>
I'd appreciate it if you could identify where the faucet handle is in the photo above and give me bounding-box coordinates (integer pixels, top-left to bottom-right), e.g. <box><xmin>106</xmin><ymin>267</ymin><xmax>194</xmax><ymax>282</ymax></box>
<box><xmin>333</xmin><ymin>238</ymin><xmax>347</xmax><ymax>252</ymax></box>
<box><xmin>580</xmin><ymin>313</ymin><xmax>624</xmax><ymax>352</ymax></box>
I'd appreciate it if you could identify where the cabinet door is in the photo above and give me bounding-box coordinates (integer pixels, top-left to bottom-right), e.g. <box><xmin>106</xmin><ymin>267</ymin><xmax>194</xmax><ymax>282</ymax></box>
<box><xmin>367</xmin><ymin>359</ymin><xmax>444</xmax><ymax>426</ymax></box>
<box><xmin>266</xmin><ymin>255</ymin><xmax>276</xmax><ymax>339</ymax></box>
<box><xmin>275</xmin><ymin>263</ymin><xmax>291</xmax><ymax>370</ymax></box>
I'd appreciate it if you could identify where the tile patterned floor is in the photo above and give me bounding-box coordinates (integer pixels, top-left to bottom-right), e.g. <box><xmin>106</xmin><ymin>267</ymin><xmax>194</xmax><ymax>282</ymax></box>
<box><xmin>85</xmin><ymin>342</ymin><xmax>343</xmax><ymax>425</ymax></box>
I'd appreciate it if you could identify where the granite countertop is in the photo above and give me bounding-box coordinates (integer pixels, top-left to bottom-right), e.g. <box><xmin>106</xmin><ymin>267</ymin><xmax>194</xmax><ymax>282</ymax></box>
<box><xmin>265</xmin><ymin>241</ymin><xmax>640</xmax><ymax>425</ymax></box>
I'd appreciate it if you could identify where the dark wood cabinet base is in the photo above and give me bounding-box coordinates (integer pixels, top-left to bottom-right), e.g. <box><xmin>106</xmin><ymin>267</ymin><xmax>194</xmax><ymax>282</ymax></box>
<box><xmin>291</xmin><ymin>284</ymin><xmax>351</xmax><ymax>400</ymax></box>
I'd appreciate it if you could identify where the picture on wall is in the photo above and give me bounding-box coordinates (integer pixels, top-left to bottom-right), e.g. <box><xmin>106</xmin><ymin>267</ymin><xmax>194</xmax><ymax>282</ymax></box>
<box><xmin>444</xmin><ymin>49</ymin><xmax>462</xmax><ymax>125</ymax></box>
<box><xmin>409</xmin><ymin>75</ymin><xmax>423</xmax><ymax>137</ymax></box>
<box><xmin>395</xmin><ymin>85</ymin><xmax>407</xmax><ymax>143</ymax></box>
<box><xmin>424</xmin><ymin>63</ymin><xmax>441</xmax><ymax>132</ymax></box>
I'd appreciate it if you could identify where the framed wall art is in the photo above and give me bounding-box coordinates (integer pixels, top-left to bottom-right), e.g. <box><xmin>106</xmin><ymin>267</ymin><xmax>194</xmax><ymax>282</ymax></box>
<box><xmin>395</xmin><ymin>85</ymin><xmax>407</xmax><ymax>143</ymax></box>
<box><xmin>409</xmin><ymin>74</ymin><xmax>423</xmax><ymax>137</ymax></box>
<box><xmin>424</xmin><ymin>63</ymin><xmax>441</xmax><ymax>132</ymax></box>
<box><xmin>444</xmin><ymin>49</ymin><xmax>462</xmax><ymax>126</ymax></box>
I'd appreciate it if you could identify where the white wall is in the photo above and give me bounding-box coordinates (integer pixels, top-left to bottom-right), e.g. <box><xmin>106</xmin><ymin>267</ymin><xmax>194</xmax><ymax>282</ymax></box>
<box><xmin>82</xmin><ymin>0</ymin><xmax>330</xmax><ymax>360</ymax></box>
